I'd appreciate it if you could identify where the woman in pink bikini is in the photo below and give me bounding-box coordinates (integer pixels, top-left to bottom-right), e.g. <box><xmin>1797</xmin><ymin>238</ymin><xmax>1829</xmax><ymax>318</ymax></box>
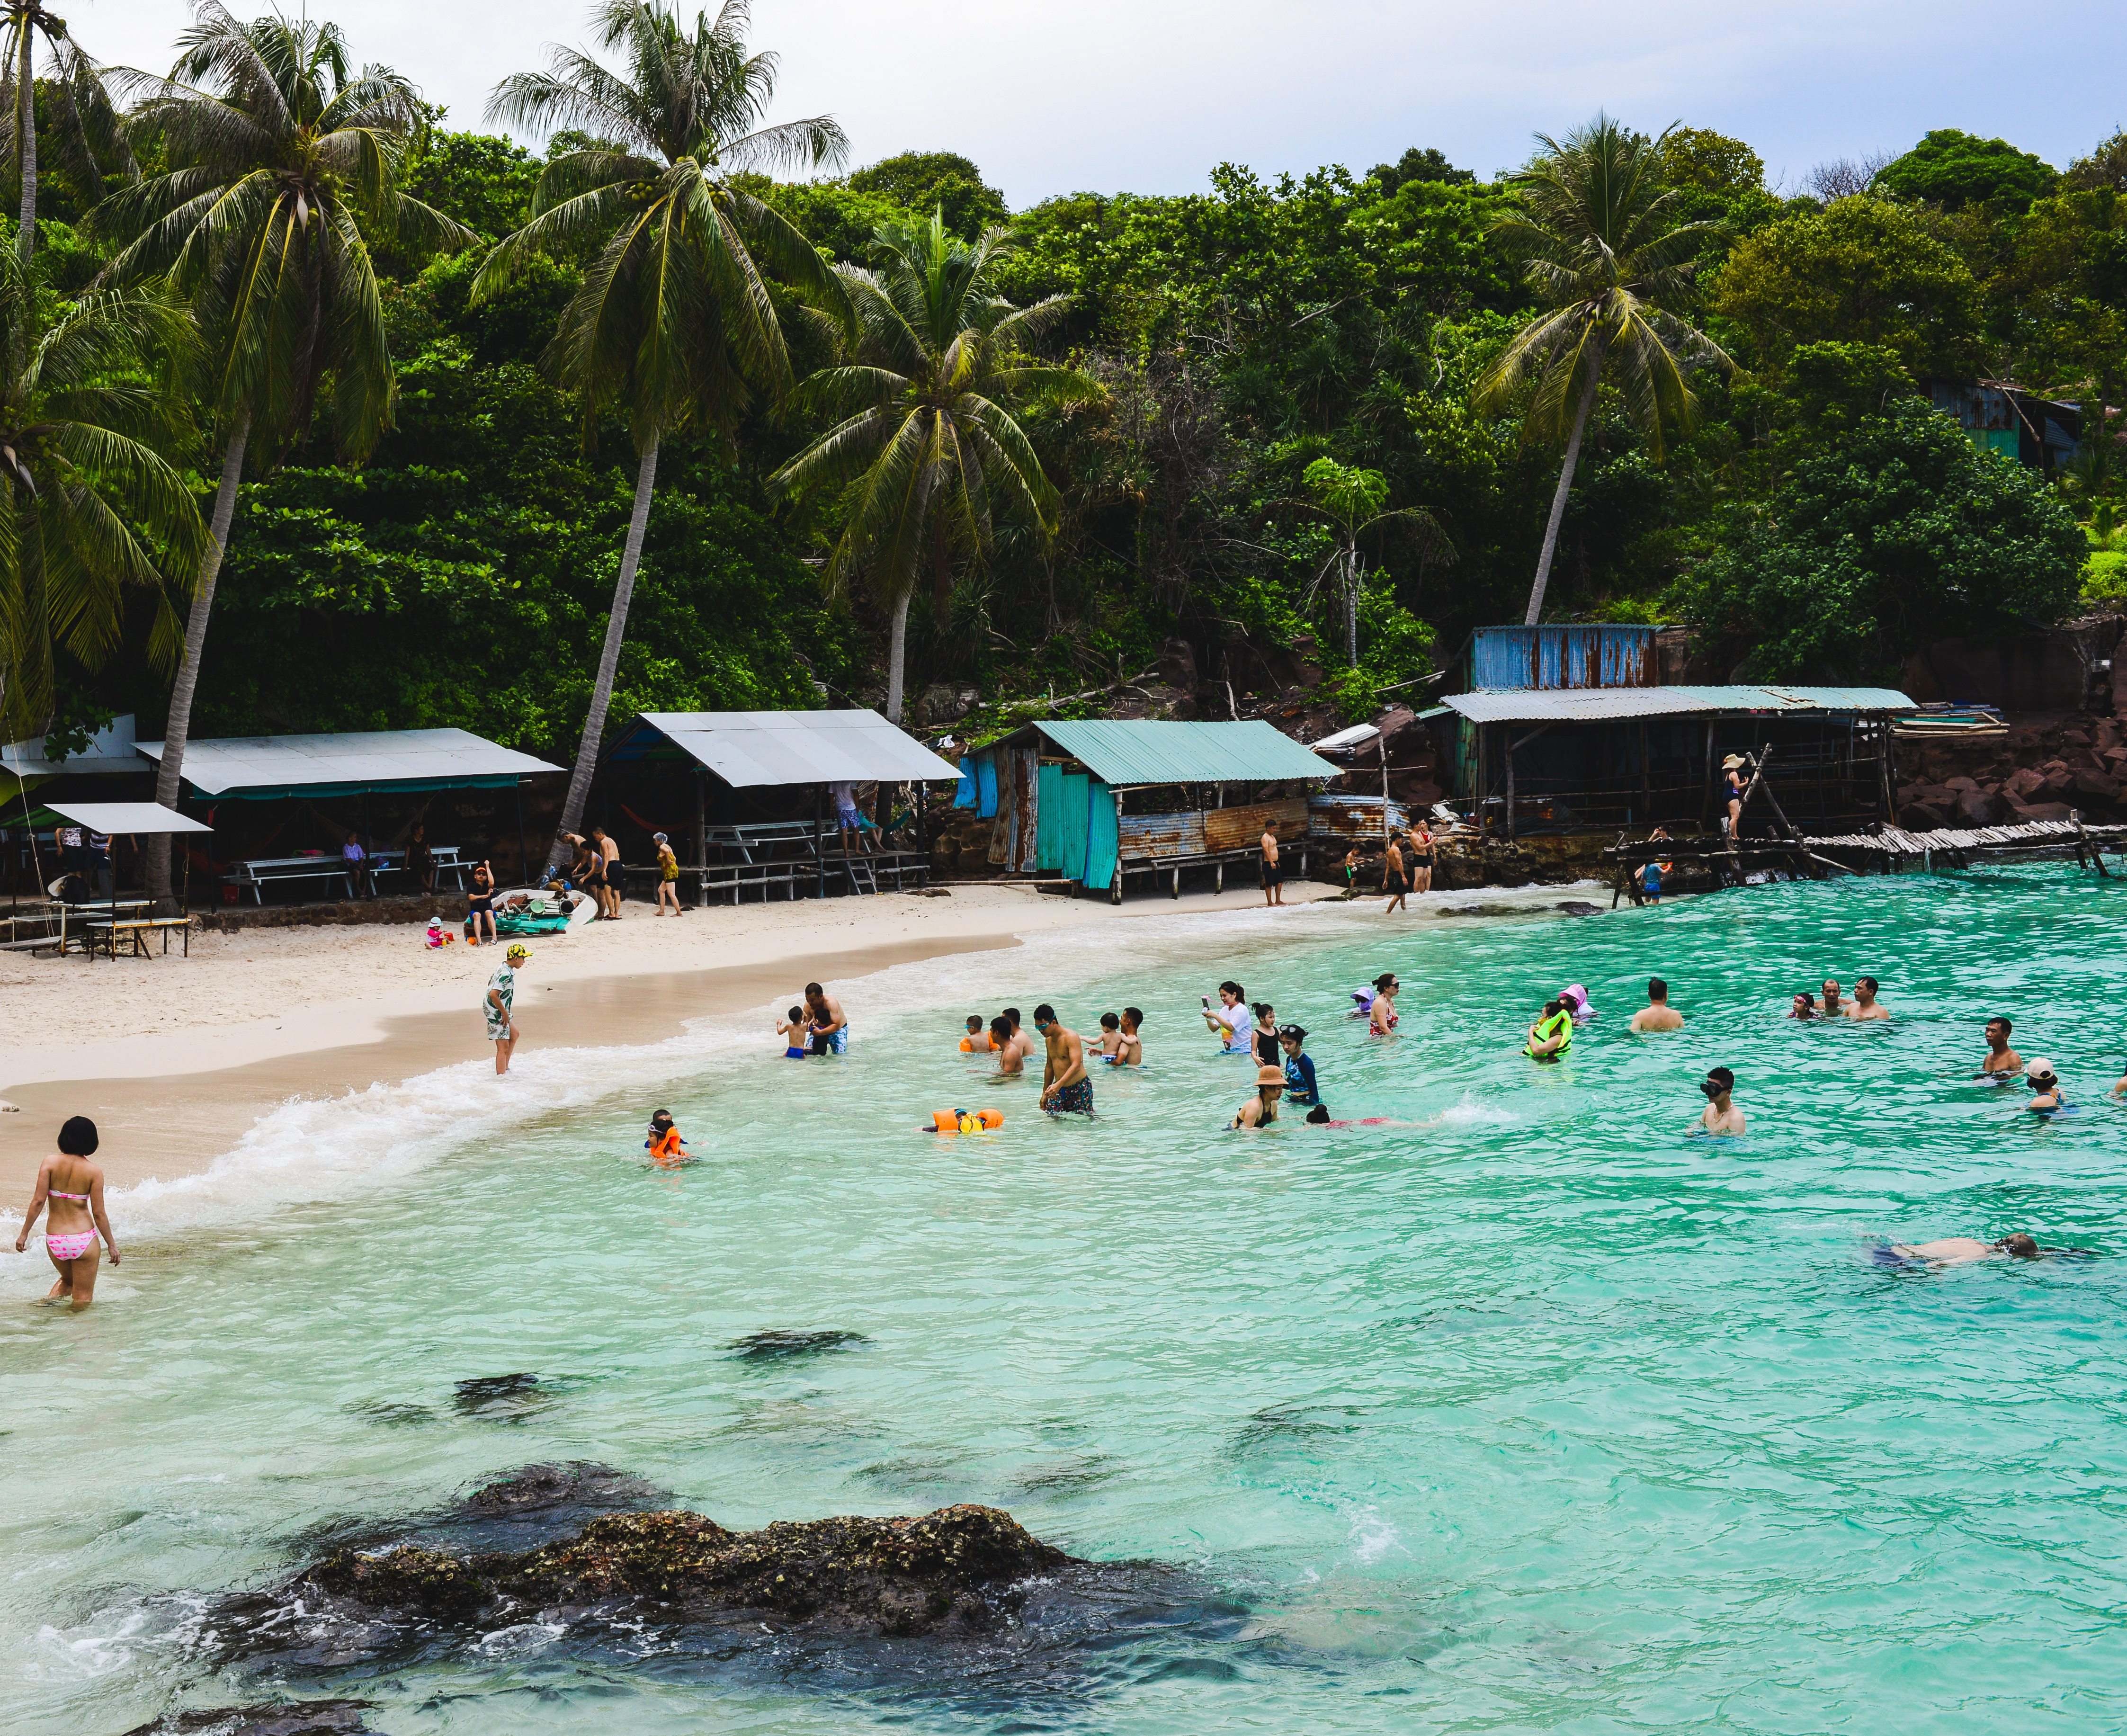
<box><xmin>14</xmin><ymin>1116</ymin><xmax>119</xmax><ymax>1311</ymax></box>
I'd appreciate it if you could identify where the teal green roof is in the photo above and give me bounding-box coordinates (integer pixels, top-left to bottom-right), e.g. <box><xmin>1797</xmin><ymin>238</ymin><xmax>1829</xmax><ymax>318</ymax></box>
<box><xmin>1010</xmin><ymin>720</ymin><xmax>1333</xmax><ymax>786</ymax></box>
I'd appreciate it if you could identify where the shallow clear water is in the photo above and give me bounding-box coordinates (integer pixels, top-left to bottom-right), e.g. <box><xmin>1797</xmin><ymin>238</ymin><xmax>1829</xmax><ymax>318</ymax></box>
<box><xmin>7</xmin><ymin>868</ymin><xmax>2127</xmax><ymax>1734</ymax></box>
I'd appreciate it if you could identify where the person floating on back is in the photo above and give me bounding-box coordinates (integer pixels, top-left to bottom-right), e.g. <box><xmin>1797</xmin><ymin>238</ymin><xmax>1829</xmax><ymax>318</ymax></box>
<box><xmin>1628</xmin><ymin>977</ymin><xmax>1683</xmax><ymax>1032</ymax></box>
<box><xmin>1976</xmin><ymin>1017</ymin><xmax>2022</xmax><ymax>1079</ymax></box>
<box><xmin>1698</xmin><ymin>1067</ymin><xmax>1746</xmax><ymax>1135</ymax></box>
<box><xmin>1525</xmin><ymin>998</ymin><xmax>1573</xmax><ymax>1060</ymax></box>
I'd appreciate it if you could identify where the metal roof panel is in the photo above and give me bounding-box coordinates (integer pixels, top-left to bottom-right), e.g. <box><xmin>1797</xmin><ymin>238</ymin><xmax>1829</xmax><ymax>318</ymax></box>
<box><xmin>1442</xmin><ymin>685</ymin><xmax>1913</xmax><ymax>724</ymax></box>
<box><xmin>1026</xmin><ymin>719</ymin><xmax>1335</xmax><ymax>785</ymax></box>
<box><xmin>137</xmin><ymin>728</ymin><xmax>561</xmax><ymax>796</ymax></box>
<box><xmin>629</xmin><ymin>710</ymin><xmax>959</xmax><ymax>787</ymax></box>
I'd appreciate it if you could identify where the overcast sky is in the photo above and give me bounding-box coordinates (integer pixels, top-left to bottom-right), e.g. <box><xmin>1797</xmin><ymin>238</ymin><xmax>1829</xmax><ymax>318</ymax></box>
<box><xmin>67</xmin><ymin>0</ymin><xmax>2127</xmax><ymax>205</ymax></box>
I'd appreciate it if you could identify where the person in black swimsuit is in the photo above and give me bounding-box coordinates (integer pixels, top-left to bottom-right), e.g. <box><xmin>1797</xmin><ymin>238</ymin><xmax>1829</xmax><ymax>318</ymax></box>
<box><xmin>467</xmin><ymin>859</ymin><xmax>496</xmax><ymax>945</ymax></box>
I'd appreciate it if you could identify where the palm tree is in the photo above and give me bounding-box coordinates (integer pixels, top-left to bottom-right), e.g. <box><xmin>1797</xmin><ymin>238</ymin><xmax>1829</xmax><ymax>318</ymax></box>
<box><xmin>0</xmin><ymin>1</ymin><xmax>131</xmax><ymax>266</ymax></box>
<box><xmin>1476</xmin><ymin>116</ymin><xmax>1730</xmax><ymax>626</ymax></box>
<box><xmin>98</xmin><ymin>2</ymin><xmax>471</xmax><ymax>906</ymax></box>
<box><xmin>772</xmin><ymin>210</ymin><xmax>1095</xmax><ymax>723</ymax></box>
<box><xmin>0</xmin><ymin>251</ymin><xmax>205</xmax><ymax>741</ymax></box>
<box><xmin>479</xmin><ymin>0</ymin><xmax>851</xmax><ymax>871</ymax></box>
<box><xmin>1287</xmin><ymin>456</ymin><xmax>1452</xmax><ymax>667</ymax></box>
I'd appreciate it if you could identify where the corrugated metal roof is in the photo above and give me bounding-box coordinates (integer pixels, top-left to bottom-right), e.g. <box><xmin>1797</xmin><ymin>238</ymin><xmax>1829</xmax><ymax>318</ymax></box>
<box><xmin>139</xmin><ymin>728</ymin><xmax>561</xmax><ymax>797</ymax></box>
<box><xmin>1443</xmin><ymin>685</ymin><xmax>1913</xmax><ymax>724</ymax></box>
<box><xmin>619</xmin><ymin>710</ymin><xmax>959</xmax><ymax>787</ymax></box>
<box><xmin>47</xmin><ymin>800</ymin><xmax>209</xmax><ymax>834</ymax></box>
<box><xmin>1012</xmin><ymin>719</ymin><xmax>1335</xmax><ymax>785</ymax></box>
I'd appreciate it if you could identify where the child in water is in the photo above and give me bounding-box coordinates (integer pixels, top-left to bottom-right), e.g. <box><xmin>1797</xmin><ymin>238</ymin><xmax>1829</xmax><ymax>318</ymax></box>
<box><xmin>776</xmin><ymin>1005</ymin><xmax>810</xmax><ymax>1059</ymax></box>
<box><xmin>962</xmin><ymin>1014</ymin><xmax>994</xmax><ymax>1053</ymax></box>
<box><xmin>1095</xmin><ymin>1012</ymin><xmax>1123</xmax><ymax>1060</ymax></box>
<box><xmin>644</xmin><ymin>1110</ymin><xmax>690</xmax><ymax>1165</ymax></box>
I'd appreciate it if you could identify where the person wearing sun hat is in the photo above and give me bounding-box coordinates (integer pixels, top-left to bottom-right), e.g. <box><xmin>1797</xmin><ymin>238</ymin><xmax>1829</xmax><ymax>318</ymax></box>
<box><xmin>2022</xmin><ymin>1057</ymin><xmax>2064</xmax><ymax>1114</ymax></box>
<box><xmin>1232</xmin><ymin>1063</ymin><xmax>1287</xmax><ymax>1128</ymax></box>
<box><xmin>486</xmin><ymin>943</ymin><xmax>531</xmax><ymax>1075</ymax></box>
<box><xmin>1720</xmin><ymin>752</ymin><xmax>1749</xmax><ymax>841</ymax></box>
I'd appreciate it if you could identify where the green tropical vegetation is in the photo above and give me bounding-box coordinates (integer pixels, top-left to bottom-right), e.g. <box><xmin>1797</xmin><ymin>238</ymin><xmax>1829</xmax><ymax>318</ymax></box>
<box><xmin>2</xmin><ymin>0</ymin><xmax>2115</xmax><ymax>859</ymax></box>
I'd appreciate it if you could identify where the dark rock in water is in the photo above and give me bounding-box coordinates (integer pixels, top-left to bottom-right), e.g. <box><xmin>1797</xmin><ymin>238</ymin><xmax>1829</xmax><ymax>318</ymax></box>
<box><xmin>453</xmin><ymin>1373</ymin><xmax>542</xmax><ymax>1416</ymax></box>
<box><xmin>122</xmin><ymin>1701</ymin><xmax>372</xmax><ymax>1736</ymax></box>
<box><xmin>310</xmin><ymin>1503</ymin><xmax>1069</xmax><ymax>1638</ymax></box>
<box><xmin>1555</xmin><ymin>900</ymin><xmax>1601</xmax><ymax>917</ymax></box>
<box><xmin>464</xmin><ymin>1460</ymin><xmax>663</xmax><ymax>1517</ymax></box>
<box><xmin>729</xmin><ymin>1329</ymin><xmax>870</xmax><ymax>1361</ymax></box>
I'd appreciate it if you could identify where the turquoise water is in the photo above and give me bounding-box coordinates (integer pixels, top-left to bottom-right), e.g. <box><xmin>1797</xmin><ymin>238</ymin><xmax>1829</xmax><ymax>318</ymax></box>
<box><xmin>7</xmin><ymin>867</ymin><xmax>2127</xmax><ymax>1734</ymax></box>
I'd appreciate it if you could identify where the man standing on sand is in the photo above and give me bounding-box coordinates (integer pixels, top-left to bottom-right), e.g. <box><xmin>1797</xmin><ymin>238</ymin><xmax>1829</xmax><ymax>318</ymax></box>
<box><xmin>592</xmin><ymin>825</ymin><xmax>623</xmax><ymax>918</ymax></box>
<box><xmin>1628</xmin><ymin>977</ymin><xmax>1684</xmax><ymax>1032</ymax></box>
<box><xmin>487</xmin><ymin>944</ymin><xmax>529</xmax><ymax>1074</ymax></box>
<box><xmin>1035</xmin><ymin>1004</ymin><xmax>1093</xmax><ymax>1115</ymax></box>
<box><xmin>1845</xmin><ymin>977</ymin><xmax>1889</xmax><ymax>1021</ymax></box>
<box><xmin>1977</xmin><ymin>1017</ymin><xmax>2022</xmax><ymax>1078</ymax></box>
<box><xmin>804</xmin><ymin>982</ymin><xmax>849</xmax><ymax>1053</ymax></box>
<box><xmin>1698</xmin><ymin>1066</ymin><xmax>1746</xmax><ymax>1134</ymax></box>
<box><xmin>1260</xmin><ymin>824</ymin><xmax>1284</xmax><ymax>907</ymax></box>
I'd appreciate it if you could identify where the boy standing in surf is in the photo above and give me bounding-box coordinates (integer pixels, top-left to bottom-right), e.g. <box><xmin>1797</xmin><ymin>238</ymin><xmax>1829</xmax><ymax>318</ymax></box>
<box><xmin>487</xmin><ymin>944</ymin><xmax>529</xmax><ymax>1074</ymax></box>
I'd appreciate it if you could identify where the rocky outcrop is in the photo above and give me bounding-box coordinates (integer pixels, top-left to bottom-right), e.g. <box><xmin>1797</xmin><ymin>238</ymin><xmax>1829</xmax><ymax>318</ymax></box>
<box><xmin>1896</xmin><ymin>712</ymin><xmax>2127</xmax><ymax>830</ymax></box>
<box><xmin>123</xmin><ymin>1704</ymin><xmax>372</xmax><ymax>1736</ymax></box>
<box><xmin>307</xmin><ymin>1501</ymin><xmax>1070</xmax><ymax>1638</ymax></box>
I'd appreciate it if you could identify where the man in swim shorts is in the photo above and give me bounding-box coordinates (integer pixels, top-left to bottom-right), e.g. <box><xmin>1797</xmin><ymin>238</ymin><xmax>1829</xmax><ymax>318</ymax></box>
<box><xmin>1977</xmin><ymin>1017</ymin><xmax>2022</xmax><ymax>1077</ymax></box>
<box><xmin>1035</xmin><ymin>1004</ymin><xmax>1093</xmax><ymax>1115</ymax></box>
<box><xmin>1383</xmin><ymin>835</ymin><xmax>1407</xmax><ymax>914</ymax></box>
<box><xmin>1845</xmin><ymin>976</ymin><xmax>1889</xmax><ymax>1021</ymax></box>
<box><xmin>1260</xmin><ymin>823</ymin><xmax>1284</xmax><ymax>907</ymax></box>
<box><xmin>1698</xmin><ymin>1066</ymin><xmax>1745</xmax><ymax>1135</ymax></box>
<box><xmin>1628</xmin><ymin>977</ymin><xmax>1684</xmax><ymax>1032</ymax></box>
<box><xmin>804</xmin><ymin>982</ymin><xmax>849</xmax><ymax>1053</ymax></box>
<box><xmin>487</xmin><ymin>944</ymin><xmax>529</xmax><ymax>1074</ymax></box>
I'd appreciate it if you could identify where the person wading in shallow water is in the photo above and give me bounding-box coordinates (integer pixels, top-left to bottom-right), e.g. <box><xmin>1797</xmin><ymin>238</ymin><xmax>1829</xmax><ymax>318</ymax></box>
<box><xmin>805</xmin><ymin>983</ymin><xmax>849</xmax><ymax>1053</ymax></box>
<box><xmin>1383</xmin><ymin>834</ymin><xmax>1408</xmax><ymax>914</ymax></box>
<box><xmin>1698</xmin><ymin>1067</ymin><xmax>1746</xmax><ymax>1135</ymax></box>
<box><xmin>1977</xmin><ymin>1017</ymin><xmax>2022</xmax><ymax>1078</ymax></box>
<box><xmin>16</xmin><ymin>1115</ymin><xmax>120</xmax><ymax>1310</ymax></box>
<box><xmin>1232</xmin><ymin>1064</ymin><xmax>1285</xmax><ymax>1128</ymax></box>
<box><xmin>1035</xmin><ymin>1004</ymin><xmax>1093</xmax><ymax>1116</ymax></box>
<box><xmin>487</xmin><ymin>944</ymin><xmax>529</xmax><ymax>1074</ymax></box>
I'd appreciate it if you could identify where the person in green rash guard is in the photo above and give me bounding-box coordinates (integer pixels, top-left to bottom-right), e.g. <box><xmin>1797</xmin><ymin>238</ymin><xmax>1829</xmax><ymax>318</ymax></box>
<box><xmin>1525</xmin><ymin>998</ymin><xmax>1573</xmax><ymax>1060</ymax></box>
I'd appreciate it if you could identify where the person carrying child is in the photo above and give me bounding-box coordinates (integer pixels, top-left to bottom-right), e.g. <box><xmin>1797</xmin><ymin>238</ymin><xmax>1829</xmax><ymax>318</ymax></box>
<box><xmin>645</xmin><ymin>1110</ymin><xmax>690</xmax><ymax>1165</ymax></box>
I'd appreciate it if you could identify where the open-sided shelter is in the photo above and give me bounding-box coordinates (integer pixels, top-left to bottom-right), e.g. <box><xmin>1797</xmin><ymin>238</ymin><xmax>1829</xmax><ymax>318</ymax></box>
<box><xmin>603</xmin><ymin>710</ymin><xmax>960</xmax><ymax>901</ymax></box>
<box><xmin>957</xmin><ymin>719</ymin><xmax>1334</xmax><ymax>900</ymax></box>
<box><xmin>1433</xmin><ymin>627</ymin><xmax>1910</xmax><ymax>835</ymax></box>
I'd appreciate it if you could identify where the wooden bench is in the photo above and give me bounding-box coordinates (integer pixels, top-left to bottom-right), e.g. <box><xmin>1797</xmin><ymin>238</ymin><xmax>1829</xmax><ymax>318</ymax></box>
<box><xmin>82</xmin><ymin>915</ymin><xmax>194</xmax><ymax>958</ymax></box>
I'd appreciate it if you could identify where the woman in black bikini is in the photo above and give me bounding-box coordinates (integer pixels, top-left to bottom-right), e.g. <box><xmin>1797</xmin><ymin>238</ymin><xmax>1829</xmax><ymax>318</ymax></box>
<box><xmin>468</xmin><ymin>859</ymin><xmax>496</xmax><ymax>945</ymax></box>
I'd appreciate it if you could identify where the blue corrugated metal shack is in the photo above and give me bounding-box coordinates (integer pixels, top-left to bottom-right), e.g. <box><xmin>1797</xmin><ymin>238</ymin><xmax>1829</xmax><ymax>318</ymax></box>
<box><xmin>1925</xmin><ymin>378</ymin><xmax>2082</xmax><ymax>473</ymax></box>
<box><xmin>957</xmin><ymin>719</ymin><xmax>1334</xmax><ymax>901</ymax></box>
<box><xmin>1433</xmin><ymin>627</ymin><xmax>1911</xmax><ymax>837</ymax></box>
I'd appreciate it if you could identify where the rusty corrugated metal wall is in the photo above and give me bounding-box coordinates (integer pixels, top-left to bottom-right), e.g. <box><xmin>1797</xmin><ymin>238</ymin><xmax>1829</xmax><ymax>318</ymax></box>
<box><xmin>1469</xmin><ymin>625</ymin><xmax>1659</xmax><ymax>690</ymax></box>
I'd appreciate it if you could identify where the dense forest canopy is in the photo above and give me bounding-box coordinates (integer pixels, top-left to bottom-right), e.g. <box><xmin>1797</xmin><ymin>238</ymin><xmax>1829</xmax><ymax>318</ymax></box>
<box><xmin>2</xmin><ymin>0</ymin><xmax>2113</xmax><ymax>765</ymax></box>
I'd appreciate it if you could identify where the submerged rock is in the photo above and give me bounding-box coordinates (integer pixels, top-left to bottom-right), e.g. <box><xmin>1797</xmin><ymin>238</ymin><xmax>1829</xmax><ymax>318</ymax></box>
<box><xmin>309</xmin><ymin>1501</ymin><xmax>1070</xmax><ymax>1638</ymax></box>
<box><xmin>122</xmin><ymin>1701</ymin><xmax>372</xmax><ymax>1736</ymax></box>
<box><xmin>728</xmin><ymin>1329</ymin><xmax>870</xmax><ymax>1361</ymax></box>
<box><xmin>463</xmin><ymin>1460</ymin><xmax>664</xmax><ymax>1517</ymax></box>
<box><xmin>453</xmin><ymin>1373</ymin><xmax>542</xmax><ymax>1416</ymax></box>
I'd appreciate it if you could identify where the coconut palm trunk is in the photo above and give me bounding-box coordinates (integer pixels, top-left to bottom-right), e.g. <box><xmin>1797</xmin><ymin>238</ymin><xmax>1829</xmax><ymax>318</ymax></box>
<box><xmin>145</xmin><ymin>409</ymin><xmax>251</xmax><ymax>910</ymax></box>
<box><xmin>1523</xmin><ymin>347</ymin><xmax>1603</xmax><ymax>627</ymax></box>
<box><xmin>545</xmin><ymin>433</ymin><xmax>658</xmax><ymax>876</ymax></box>
<box><xmin>884</xmin><ymin>589</ymin><xmax>910</xmax><ymax>724</ymax></box>
<box><xmin>13</xmin><ymin>19</ymin><xmax>32</xmax><ymax>265</ymax></box>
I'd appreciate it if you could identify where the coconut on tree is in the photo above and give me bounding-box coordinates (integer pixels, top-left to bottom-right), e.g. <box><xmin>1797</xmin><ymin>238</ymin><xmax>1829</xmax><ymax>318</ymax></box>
<box><xmin>477</xmin><ymin>0</ymin><xmax>852</xmax><ymax>873</ymax></box>
<box><xmin>771</xmin><ymin>209</ymin><xmax>1096</xmax><ymax>724</ymax></box>
<box><xmin>96</xmin><ymin>1</ymin><xmax>472</xmax><ymax>907</ymax></box>
<box><xmin>1476</xmin><ymin>115</ymin><xmax>1730</xmax><ymax>625</ymax></box>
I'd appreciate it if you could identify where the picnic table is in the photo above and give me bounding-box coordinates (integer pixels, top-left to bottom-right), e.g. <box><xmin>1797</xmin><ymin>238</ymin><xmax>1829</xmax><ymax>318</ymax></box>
<box><xmin>81</xmin><ymin>913</ymin><xmax>195</xmax><ymax>959</ymax></box>
<box><xmin>0</xmin><ymin>899</ymin><xmax>72</xmax><ymax>955</ymax></box>
<box><xmin>369</xmin><ymin>844</ymin><xmax>467</xmax><ymax>892</ymax></box>
<box><xmin>702</xmin><ymin>821</ymin><xmax>826</xmax><ymax>863</ymax></box>
<box><xmin>228</xmin><ymin>853</ymin><xmax>354</xmax><ymax>903</ymax></box>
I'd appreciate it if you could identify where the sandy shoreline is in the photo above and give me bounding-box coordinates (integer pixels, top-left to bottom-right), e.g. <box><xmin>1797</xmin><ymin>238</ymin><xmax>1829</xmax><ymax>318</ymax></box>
<box><xmin>1</xmin><ymin>883</ymin><xmax>1310</xmax><ymax>1193</ymax></box>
